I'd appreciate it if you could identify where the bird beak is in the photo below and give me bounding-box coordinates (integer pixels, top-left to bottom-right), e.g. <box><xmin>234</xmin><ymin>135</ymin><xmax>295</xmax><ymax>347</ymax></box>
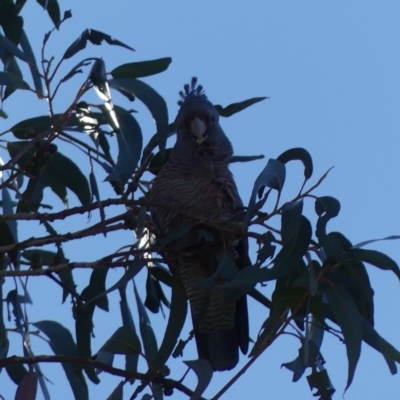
<box><xmin>190</xmin><ymin>117</ymin><xmax>207</xmax><ymax>143</ymax></box>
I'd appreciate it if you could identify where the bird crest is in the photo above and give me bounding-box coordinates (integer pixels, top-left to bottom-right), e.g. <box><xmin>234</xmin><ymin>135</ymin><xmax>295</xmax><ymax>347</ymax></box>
<box><xmin>177</xmin><ymin>77</ymin><xmax>207</xmax><ymax>106</ymax></box>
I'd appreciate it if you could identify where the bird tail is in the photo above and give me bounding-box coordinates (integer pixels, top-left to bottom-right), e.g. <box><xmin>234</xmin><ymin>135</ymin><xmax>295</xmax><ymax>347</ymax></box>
<box><xmin>193</xmin><ymin>295</ymin><xmax>248</xmax><ymax>371</ymax></box>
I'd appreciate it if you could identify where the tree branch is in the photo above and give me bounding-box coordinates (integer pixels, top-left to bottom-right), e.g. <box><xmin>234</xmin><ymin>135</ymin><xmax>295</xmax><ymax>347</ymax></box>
<box><xmin>0</xmin><ymin>355</ymin><xmax>206</xmax><ymax>399</ymax></box>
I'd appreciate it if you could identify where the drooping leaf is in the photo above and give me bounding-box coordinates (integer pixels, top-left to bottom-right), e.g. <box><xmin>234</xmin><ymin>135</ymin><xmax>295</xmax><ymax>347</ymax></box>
<box><xmin>62</xmin><ymin>29</ymin><xmax>134</xmax><ymax>60</ymax></box>
<box><xmin>363</xmin><ymin>322</ymin><xmax>400</xmax><ymax>365</ymax></box>
<box><xmin>277</xmin><ymin>147</ymin><xmax>313</xmax><ymax>180</ymax></box>
<box><xmin>144</xmin><ymin>269</ymin><xmax>160</xmax><ymax>313</ymax></box>
<box><xmin>106</xmin><ymin>381</ymin><xmax>124</xmax><ymax>400</ymax></box>
<box><xmin>315</xmin><ymin>196</ymin><xmax>341</xmax><ymax>257</ymax></box>
<box><xmin>0</xmin><ymin>259</ymin><xmax>9</xmax><ymax>365</ymax></box>
<box><xmin>325</xmin><ymin>284</ymin><xmax>362</xmax><ymax>391</ymax></box>
<box><xmin>247</xmin><ymin>216</ymin><xmax>311</xmax><ymax>284</ymax></box>
<box><xmin>10</xmin><ymin>118</ymin><xmax>53</xmax><ymax>139</ymax></box>
<box><xmin>0</xmin><ymin>32</ymin><xmax>28</xmax><ymax>63</ymax></box>
<box><xmin>15</xmin><ymin>371</ymin><xmax>38</xmax><ymax>400</ymax></box>
<box><xmin>111</xmin><ymin>58</ymin><xmax>172</xmax><ymax>79</ymax></box>
<box><xmin>306</xmin><ymin>369</ymin><xmax>335</xmax><ymax>400</ymax></box>
<box><xmin>88</xmin><ymin>258</ymin><xmax>145</xmax><ymax>305</ymax></box>
<box><xmin>105</xmin><ymin>107</ymin><xmax>143</xmax><ymax>185</ymax></box>
<box><xmin>5</xmin><ymin>364</ymin><xmax>28</xmax><ymax>385</ymax></box>
<box><xmin>19</xmin><ymin>30</ymin><xmax>43</xmax><ymax>97</ymax></box>
<box><xmin>152</xmin><ymin>272</ymin><xmax>187</xmax><ymax>370</ymax></box>
<box><xmin>33</xmin><ymin>320</ymin><xmax>89</xmax><ymax>399</ymax></box>
<box><xmin>21</xmin><ymin>249</ymin><xmax>68</xmax><ymax>266</ymax></box>
<box><xmin>351</xmin><ymin>235</ymin><xmax>400</xmax><ymax>249</ymax></box>
<box><xmin>37</xmin><ymin>0</ymin><xmax>61</xmax><ymax>27</ymax></box>
<box><xmin>89</xmin><ymin>59</ymin><xmax>119</xmax><ymax>131</ymax></box>
<box><xmin>281</xmin><ymin>200</ymin><xmax>303</xmax><ymax>245</ymax></box>
<box><xmin>1</xmin><ymin>51</ymin><xmax>23</xmax><ymax>100</ymax></box>
<box><xmin>141</xmin><ymin>124</ymin><xmax>175</xmax><ymax>165</ymax></box>
<box><xmin>150</xmin><ymin>265</ymin><xmax>173</xmax><ymax>287</ymax></box>
<box><xmin>214</xmin><ymin>97</ymin><xmax>267</xmax><ymax>117</ymax></box>
<box><xmin>256</xmin><ymin>231</ymin><xmax>276</xmax><ymax>265</ymax></box>
<box><xmin>229</xmin><ymin>154</ymin><xmax>264</xmax><ymax>163</ymax></box>
<box><xmin>89</xmin><ymin>171</ymin><xmax>100</xmax><ymax>202</ymax></box>
<box><xmin>119</xmin><ymin>287</ymin><xmax>140</xmax><ymax>376</ymax></box>
<box><xmin>244</xmin><ymin>158</ymin><xmax>286</xmax><ymax>227</ymax></box>
<box><xmin>60</xmin><ymin>58</ymin><xmax>96</xmax><ymax>84</ymax></box>
<box><xmin>2</xmin><ymin>187</ymin><xmax>17</xmax><ymax>241</ymax></box>
<box><xmin>346</xmin><ymin>248</ymin><xmax>400</xmax><ymax>281</ymax></box>
<box><xmin>183</xmin><ymin>359</ymin><xmax>213</xmax><ymax>400</ymax></box>
<box><xmin>87</xmin><ymin>266</ymin><xmax>109</xmax><ymax>311</ymax></box>
<box><xmin>108</xmin><ymin>78</ymin><xmax>168</xmax><ymax>154</ymax></box>
<box><xmin>98</xmin><ymin>326</ymin><xmax>141</xmax><ymax>356</ymax></box>
<box><xmin>74</xmin><ymin>297</ymin><xmax>98</xmax><ymax>384</ymax></box>
<box><xmin>133</xmin><ymin>283</ymin><xmax>158</xmax><ymax>365</ymax></box>
<box><xmin>47</xmin><ymin>152</ymin><xmax>91</xmax><ymax>205</ymax></box>
<box><xmin>0</xmin><ymin>71</ymin><xmax>31</xmax><ymax>90</ymax></box>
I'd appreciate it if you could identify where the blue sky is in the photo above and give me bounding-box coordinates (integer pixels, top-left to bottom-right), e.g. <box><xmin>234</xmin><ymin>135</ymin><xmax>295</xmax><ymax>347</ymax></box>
<box><xmin>2</xmin><ymin>1</ymin><xmax>400</xmax><ymax>399</ymax></box>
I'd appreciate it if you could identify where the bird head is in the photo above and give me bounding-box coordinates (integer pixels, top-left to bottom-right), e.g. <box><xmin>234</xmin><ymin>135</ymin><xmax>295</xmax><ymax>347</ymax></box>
<box><xmin>175</xmin><ymin>77</ymin><xmax>221</xmax><ymax>145</ymax></box>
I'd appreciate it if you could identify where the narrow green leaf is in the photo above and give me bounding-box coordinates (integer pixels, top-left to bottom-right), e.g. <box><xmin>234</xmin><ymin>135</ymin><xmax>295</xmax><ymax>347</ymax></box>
<box><xmin>60</xmin><ymin>58</ymin><xmax>96</xmax><ymax>83</ymax></box>
<box><xmin>89</xmin><ymin>171</ymin><xmax>100</xmax><ymax>202</ymax></box>
<box><xmin>244</xmin><ymin>158</ymin><xmax>286</xmax><ymax>227</ymax></box>
<box><xmin>352</xmin><ymin>235</ymin><xmax>400</xmax><ymax>249</ymax></box>
<box><xmin>88</xmin><ymin>258</ymin><xmax>145</xmax><ymax>305</ymax></box>
<box><xmin>108</xmin><ymin>78</ymin><xmax>168</xmax><ymax>154</ymax></box>
<box><xmin>15</xmin><ymin>371</ymin><xmax>38</xmax><ymax>400</ymax></box>
<box><xmin>277</xmin><ymin>147</ymin><xmax>313</xmax><ymax>180</ymax></box>
<box><xmin>0</xmin><ymin>71</ymin><xmax>31</xmax><ymax>90</ymax></box>
<box><xmin>144</xmin><ymin>269</ymin><xmax>160</xmax><ymax>313</ymax></box>
<box><xmin>10</xmin><ymin>118</ymin><xmax>52</xmax><ymax>139</ymax></box>
<box><xmin>47</xmin><ymin>152</ymin><xmax>91</xmax><ymax>206</ymax></box>
<box><xmin>229</xmin><ymin>154</ymin><xmax>264</xmax><ymax>163</ymax></box>
<box><xmin>6</xmin><ymin>364</ymin><xmax>28</xmax><ymax>385</ymax></box>
<box><xmin>1</xmin><ymin>52</ymin><xmax>23</xmax><ymax>100</ymax></box>
<box><xmin>281</xmin><ymin>200</ymin><xmax>303</xmax><ymax>245</ymax></box>
<box><xmin>363</xmin><ymin>321</ymin><xmax>400</xmax><ymax>364</ymax></box>
<box><xmin>63</xmin><ymin>29</ymin><xmax>134</xmax><ymax>60</ymax></box>
<box><xmin>214</xmin><ymin>97</ymin><xmax>267</xmax><ymax>117</ymax></box>
<box><xmin>98</xmin><ymin>326</ymin><xmax>141</xmax><ymax>355</ymax></box>
<box><xmin>33</xmin><ymin>320</ymin><xmax>89</xmax><ymax>399</ymax></box>
<box><xmin>87</xmin><ymin>266</ymin><xmax>109</xmax><ymax>311</ymax></box>
<box><xmin>150</xmin><ymin>265</ymin><xmax>173</xmax><ymax>287</ymax></box>
<box><xmin>106</xmin><ymin>381</ymin><xmax>124</xmax><ymax>400</ymax></box>
<box><xmin>2</xmin><ymin>187</ymin><xmax>17</xmax><ymax>241</ymax></box>
<box><xmin>133</xmin><ymin>283</ymin><xmax>158</xmax><ymax>364</ymax></box>
<box><xmin>37</xmin><ymin>0</ymin><xmax>61</xmax><ymax>27</ymax></box>
<box><xmin>119</xmin><ymin>287</ymin><xmax>140</xmax><ymax>376</ymax></box>
<box><xmin>306</xmin><ymin>369</ymin><xmax>335</xmax><ymax>400</ymax></box>
<box><xmin>74</xmin><ymin>298</ymin><xmax>99</xmax><ymax>384</ymax></box>
<box><xmin>315</xmin><ymin>196</ymin><xmax>341</xmax><ymax>257</ymax></box>
<box><xmin>346</xmin><ymin>248</ymin><xmax>400</xmax><ymax>281</ymax></box>
<box><xmin>152</xmin><ymin>272</ymin><xmax>187</xmax><ymax>370</ymax></box>
<box><xmin>105</xmin><ymin>107</ymin><xmax>143</xmax><ymax>185</ymax></box>
<box><xmin>0</xmin><ymin>32</ymin><xmax>28</xmax><ymax>63</ymax></box>
<box><xmin>111</xmin><ymin>58</ymin><xmax>172</xmax><ymax>79</ymax></box>
<box><xmin>21</xmin><ymin>249</ymin><xmax>68</xmax><ymax>266</ymax></box>
<box><xmin>19</xmin><ymin>30</ymin><xmax>44</xmax><ymax>97</ymax></box>
<box><xmin>262</xmin><ymin>216</ymin><xmax>312</xmax><ymax>280</ymax></box>
<box><xmin>141</xmin><ymin>124</ymin><xmax>175</xmax><ymax>165</ymax></box>
<box><xmin>326</xmin><ymin>284</ymin><xmax>362</xmax><ymax>391</ymax></box>
<box><xmin>183</xmin><ymin>359</ymin><xmax>213</xmax><ymax>400</ymax></box>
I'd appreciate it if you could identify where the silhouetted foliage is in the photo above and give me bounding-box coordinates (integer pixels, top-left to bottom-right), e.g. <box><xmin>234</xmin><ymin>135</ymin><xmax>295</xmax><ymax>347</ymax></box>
<box><xmin>1</xmin><ymin>2</ymin><xmax>400</xmax><ymax>400</ymax></box>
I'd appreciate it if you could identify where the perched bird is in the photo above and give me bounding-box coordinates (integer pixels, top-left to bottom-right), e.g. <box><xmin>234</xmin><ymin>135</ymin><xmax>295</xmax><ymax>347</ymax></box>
<box><xmin>150</xmin><ymin>78</ymin><xmax>249</xmax><ymax>371</ymax></box>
